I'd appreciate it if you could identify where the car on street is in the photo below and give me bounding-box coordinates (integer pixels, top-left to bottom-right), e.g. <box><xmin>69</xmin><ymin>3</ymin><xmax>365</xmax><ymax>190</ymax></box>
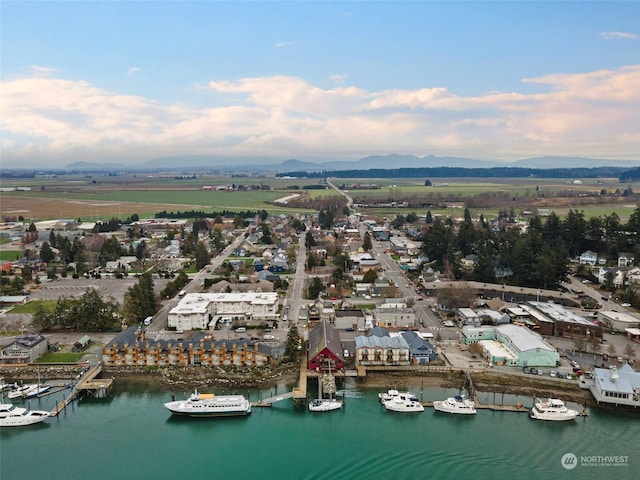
<box><xmin>621</xmin><ymin>303</ymin><xmax>631</xmax><ymax>307</ymax></box>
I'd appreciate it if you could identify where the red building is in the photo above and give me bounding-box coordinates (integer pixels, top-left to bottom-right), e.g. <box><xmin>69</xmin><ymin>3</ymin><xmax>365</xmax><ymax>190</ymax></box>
<box><xmin>308</xmin><ymin>321</ymin><xmax>344</xmax><ymax>372</ymax></box>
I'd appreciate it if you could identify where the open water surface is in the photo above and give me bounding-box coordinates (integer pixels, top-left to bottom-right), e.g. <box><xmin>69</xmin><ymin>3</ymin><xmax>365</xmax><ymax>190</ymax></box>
<box><xmin>1</xmin><ymin>380</ymin><xmax>638</xmax><ymax>480</ymax></box>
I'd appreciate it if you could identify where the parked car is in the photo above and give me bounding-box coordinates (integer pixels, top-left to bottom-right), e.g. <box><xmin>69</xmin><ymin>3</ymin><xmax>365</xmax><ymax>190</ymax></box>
<box><xmin>565</xmin><ymin>372</ymin><xmax>572</xmax><ymax>379</ymax></box>
<box><xmin>621</xmin><ymin>303</ymin><xmax>631</xmax><ymax>307</ymax></box>
<box><xmin>522</xmin><ymin>367</ymin><xmax>531</xmax><ymax>374</ymax></box>
<box><xmin>549</xmin><ymin>370</ymin><xmax>556</xmax><ymax>377</ymax></box>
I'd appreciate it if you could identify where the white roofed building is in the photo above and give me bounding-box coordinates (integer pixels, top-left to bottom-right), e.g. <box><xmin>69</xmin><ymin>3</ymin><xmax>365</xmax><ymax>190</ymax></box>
<box><xmin>590</xmin><ymin>365</ymin><xmax>640</xmax><ymax>408</ymax></box>
<box><xmin>168</xmin><ymin>292</ymin><xmax>279</xmax><ymax>331</ymax></box>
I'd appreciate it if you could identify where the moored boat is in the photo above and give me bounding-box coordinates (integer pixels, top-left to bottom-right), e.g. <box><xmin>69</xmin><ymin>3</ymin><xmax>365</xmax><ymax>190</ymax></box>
<box><xmin>383</xmin><ymin>392</ymin><xmax>424</xmax><ymax>413</ymax></box>
<box><xmin>433</xmin><ymin>395</ymin><xmax>477</xmax><ymax>415</ymax></box>
<box><xmin>378</xmin><ymin>389</ymin><xmax>400</xmax><ymax>404</ymax></box>
<box><xmin>164</xmin><ymin>389</ymin><xmax>252</xmax><ymax>417</ymax></box>
<box><xmin>21</xmin><ymin>383</ymin><xmax>52</xmax><ymax>399</ymax></box>
<box><xmin>6</xmin><ymin>383</ymin><xmax>37</xmax><ymax>400</ymax></box>
<box><xmin>308</xmin><ymin>398</ymin><xmax>343</xmax><ymax>412</ymax></box>
<box><xmin>0</xmin><ymin>403</ymin><xmax>50</xmax><ymax>427</ymax></box>
<box><xmin>529</xmin><ymin>398</ymin><xmax>578</xmax><ymax>421</ymax></box>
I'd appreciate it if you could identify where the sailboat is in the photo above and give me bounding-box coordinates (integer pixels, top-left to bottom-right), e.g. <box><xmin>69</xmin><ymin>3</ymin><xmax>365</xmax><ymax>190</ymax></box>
<box><xmin>309</xmin><ymin>359</ymin><xmax>343</xmax><ymax>412</ymax></box>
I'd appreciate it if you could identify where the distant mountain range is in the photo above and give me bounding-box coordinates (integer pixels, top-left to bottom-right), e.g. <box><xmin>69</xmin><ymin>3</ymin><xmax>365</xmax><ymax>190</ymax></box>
<box><xmin>62</xmin><ymin>154</ymin><xmax>639</xmax><ymax>173</ymax></box>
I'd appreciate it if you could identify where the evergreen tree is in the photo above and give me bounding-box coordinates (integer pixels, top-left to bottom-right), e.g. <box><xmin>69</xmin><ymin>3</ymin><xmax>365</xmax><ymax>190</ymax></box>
<box><xmin>195</xmin><ymin>241</ymin><xmax>211</xmax><ymax>270</ymax></box>
<box><xmin>40</xmin><ymin>242</ymin><xmax>55</xmax><ymax>263</ymax></box>
<box><xmin>123</xmin><ymin>272</ymin><xmax>157</xmax><ymax>323</ymax></box>
<box><xmin>362</xmin><ymin>232</ymin><xmax>372</xmax><ymax>251</ymax></box>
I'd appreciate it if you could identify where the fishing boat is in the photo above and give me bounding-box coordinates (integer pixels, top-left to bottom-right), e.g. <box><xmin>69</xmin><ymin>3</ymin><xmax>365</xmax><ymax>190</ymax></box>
<box><xmin>382</xmin><ymin>392</ymin><xmax>424</xmax><ymax>413</ymax></box>
<box><xmin>0</xmin><ymin>403</ymin><xmax>50</xmax><ymax>427</ymax></box>
<box><xmin>433</xmin><ymin>395</ymin><xmax>477</xmax><ymax>415</ymax></box>
<box><xmin>164</xmin><ymin>390</ymin><xmax>252</xmax><ymax>417</ymax></box>
<box><xmin>529</xmin><ymin>398</ymin><xmax>578</xmax><ymax>421</ymax></box>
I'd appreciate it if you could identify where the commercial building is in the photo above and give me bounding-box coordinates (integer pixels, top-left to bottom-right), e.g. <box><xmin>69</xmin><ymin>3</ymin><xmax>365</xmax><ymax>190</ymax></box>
<box><xmin>167</xmin><ymin>292</ymin><xmax>279</xmax><ymax>331</ymax></box>
<box><xmin>590</xmin><ymin>365</ymin><xmax>640</xmax><ymax>408</ymax></box>
<box><xmin>461</xmin><ymin>324</ymin><xmax>559</xmax><ymax>367</ymax></box>
<box><xmin>597</xmin><ymin>310</ymin><xmax>640</xmax><ymax>333</ymax></box>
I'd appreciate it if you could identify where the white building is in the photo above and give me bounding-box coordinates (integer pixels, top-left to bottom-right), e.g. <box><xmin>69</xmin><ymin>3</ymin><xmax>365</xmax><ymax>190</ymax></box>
<box><xmin>590</xmin><ymin>365</ymin><xmax>640</xmax><ymax>408</ymax></box>
<box><xmin>167</xmin><ymin>292</ymin><xmax>279</xmax><ymax>331</ymax></box>
<box><xmin>597</xmin><ymin>310</ymin><xmax>640</xmax><ymax>332</ymax></box>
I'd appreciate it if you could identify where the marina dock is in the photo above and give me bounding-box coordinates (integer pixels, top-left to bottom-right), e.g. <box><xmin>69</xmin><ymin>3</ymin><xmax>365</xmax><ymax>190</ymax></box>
<box><xmin>50</xmin><ymin>363</ymin><xmax>113</xmax><ymax>416</ymax></box>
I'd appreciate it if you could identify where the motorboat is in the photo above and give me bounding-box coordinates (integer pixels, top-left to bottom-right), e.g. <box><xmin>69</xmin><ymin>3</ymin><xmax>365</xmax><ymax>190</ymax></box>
<box><xmin>529</xmin><ymin>398</ymin><xmax>578</xmax><ymax>421</ymax></box>
<box><xmin>6</xmin><ymin>383</ymin><xmax>37</xmax><ymax>400</ymax></box>
<box><xmin>308</xmin><ymin>398</ymin><xmax>343</xmax><ymax>412</ymax></box>
<box><xmin>378</xmin><ymin>389</ymin><xmax>400</xmax><ymax>404</ymax></box>
<box><xmin>433</xmin><ymin>395</ymin><xmax>477</xmax><ymax>415</ymax></box>
<box><xmin>164</xmin><ymin>389</ymin><xmax>252</xmax><ymax>417</ymax></box>
<box><xmin>382</xmin><ymin>392</ymin><xmax>424</xmax><ymax>413</ymax></box>
<box><xmin>21</xmin><ymin>383</ymin><xmax>52</xmax><ymax>399</ymax></box>
<box><xmin>0</xmin><ymin>403</ymin><xmax>50</xmax><ymax>427</ymax></box>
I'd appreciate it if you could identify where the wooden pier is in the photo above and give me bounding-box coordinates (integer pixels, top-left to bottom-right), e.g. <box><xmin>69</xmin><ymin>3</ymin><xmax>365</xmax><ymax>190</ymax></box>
<box><xmin>50</xmin><ymin>363</ymin><xmax>113</xmax><ymax>416</ymax></box>
<box><xmin>292</xmin><ymin>352</ymin><xmax>308</xmax><ymax>407</ymax></box>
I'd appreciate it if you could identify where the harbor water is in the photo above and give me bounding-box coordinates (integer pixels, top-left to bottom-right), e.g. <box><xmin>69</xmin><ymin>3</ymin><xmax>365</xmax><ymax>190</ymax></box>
<box><xmin>2</xmin><ymin>379</ymin><xmax>638</xmax><ymax>480</ymax></box>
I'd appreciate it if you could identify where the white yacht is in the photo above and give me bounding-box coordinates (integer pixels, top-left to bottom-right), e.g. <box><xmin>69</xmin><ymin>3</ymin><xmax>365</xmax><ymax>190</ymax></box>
<box><xmin>308</xmin><ymin>398</ymin><xmax>343</xmax><ymax>412</ymax></box>
<box><xmin>0</xmin><ymin>403</ymin><xmax>50</xmax><ymax>427</ymax></box>
<box><xmin>529</xmin><ymin>398</ymin><xmax>578</xmax><ymax>421</ymax></box>
<box><xmin>164</xmin><ymin>390</ymin><xmax>252</xmax><ymax>417</ymax></box>
<box><xmin>433</xmin><ymin>395</ymin><xmax>477</xmax><ymax>415</ymax></box>
<box><xmin>378</xmin><ymin>389</ymin><xmax>400</xmax><ymax>404</ymax></box>
<box><xmin>383</xmin><ymin>392</ymin><xmax>424</xmax><ymax>413</ymax></box>
<box><xmin>6</xmin><ymin>383</ymin><xmax>37</xmax><ymax>400</ymax></box>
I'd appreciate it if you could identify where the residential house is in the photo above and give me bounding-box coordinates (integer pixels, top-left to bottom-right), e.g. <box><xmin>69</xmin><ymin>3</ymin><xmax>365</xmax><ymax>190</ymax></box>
<box><xmin>595</xmin><ymin>267</ymin><xmax>625</xmax><ymax>288</ymax></box>
<box><xmin>400</xmin><ymin>330</ymin><xmax>437</xmax><ymax>365</ymax></box>
<box><xmin>1</xmin><ymin>333</ymin><xmax>48</xmax><ymax>364</ymax></box>
<box><xmin>618</xmin><ymin>253</ymin><xmax>634</xmax><ymax>268</ymax></box>
<box><xmin>579</xmin><ymin>250</ymin><xmax>598</xmax><ymax>266</ymax></box>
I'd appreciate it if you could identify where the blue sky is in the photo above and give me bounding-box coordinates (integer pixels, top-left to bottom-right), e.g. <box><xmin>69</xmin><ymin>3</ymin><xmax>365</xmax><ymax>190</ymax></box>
<box><xmin>1</xmin><ymin>1</ymin><xmax>639</xmax><ymax>168</ymax></box>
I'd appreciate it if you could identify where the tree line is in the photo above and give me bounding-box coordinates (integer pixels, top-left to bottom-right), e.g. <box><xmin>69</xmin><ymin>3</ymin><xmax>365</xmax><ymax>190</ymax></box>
<box><xmin>421</xmin><ymin>205</ymin><xmax>640</xmax><ymax>291</ymax></box>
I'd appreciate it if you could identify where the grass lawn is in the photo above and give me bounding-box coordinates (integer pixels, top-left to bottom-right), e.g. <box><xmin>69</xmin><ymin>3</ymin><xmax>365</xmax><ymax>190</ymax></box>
<box><xmin>36</xmin><ymin>352</ymin><xmax>85</xmax><ymax>363</ymax></box>
<box><xmin>0</xmin><ymin>250</ymin><xmax>21</xmax><ymax>261</ymax></box>
<box><xmin>9</xmin><ymin>300</ymin><xmax>57</xmax><ymax>314</ymax></box>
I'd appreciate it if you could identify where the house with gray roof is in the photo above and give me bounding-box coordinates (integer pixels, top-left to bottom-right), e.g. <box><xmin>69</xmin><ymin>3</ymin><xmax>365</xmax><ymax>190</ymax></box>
<box><xmin>355</xmin><ymin>331</ymin><xmax>410</xmax><ymax>366</ymax></box>
<box><xmin>1</xmin><ymin>333</ymin><xmax>48</xmax><ymax>364</ymax></box>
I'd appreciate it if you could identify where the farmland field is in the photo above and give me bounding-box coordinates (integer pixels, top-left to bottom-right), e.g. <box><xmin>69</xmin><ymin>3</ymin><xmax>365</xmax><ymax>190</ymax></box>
<box><xmin>2</xmin><ymin>173</ymin><xmax>638</xmax><ymax>222</ymax></box>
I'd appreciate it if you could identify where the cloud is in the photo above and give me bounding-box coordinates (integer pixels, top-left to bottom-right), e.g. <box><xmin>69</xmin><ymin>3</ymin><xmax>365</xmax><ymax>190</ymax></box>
<box><xmin>27</xmin><ymin>65</ymin><xmax>57</xmax><ymax>77</ymax></box>
<box><xmin>599</xmin><ymin>31</ymin><xmax>639</xmax><ymax>40</ymax></box>
<box><xmin>1</xmin><ymin>66</ymin><xmax>639</xmax><ymax>166</ymax></box>
<box><xmin>330</xmin><ymin>74</ymin><xmax>348</xmax><ymax>85</ymax></box>
<box><xmin>128</xmin><ymin>67</ymin><xmax>141</xmax><ymax>77</ymax></box>
<box><xmin>274</xmin><ymin>41</ymin><xmax>295</xmax><ymax>48</ymax></box>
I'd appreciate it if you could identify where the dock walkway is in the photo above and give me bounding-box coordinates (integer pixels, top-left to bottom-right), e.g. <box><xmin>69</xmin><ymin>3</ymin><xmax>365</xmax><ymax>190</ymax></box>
<box><xmin>50</xmin><ymin>363</ymin><xmax>113</xmax><ymax>416</ymax></box>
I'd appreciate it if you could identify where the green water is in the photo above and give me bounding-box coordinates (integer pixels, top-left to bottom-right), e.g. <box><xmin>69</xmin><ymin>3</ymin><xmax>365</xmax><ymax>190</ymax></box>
<box><xmin>1</xmin><ymin>380</ymin><xmax>638</xmax><ymax>480</ymax></box>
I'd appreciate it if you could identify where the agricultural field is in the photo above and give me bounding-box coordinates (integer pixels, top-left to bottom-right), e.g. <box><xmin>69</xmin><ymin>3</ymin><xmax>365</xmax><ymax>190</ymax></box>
<box><xmin>2</xmin><ymin>173</ymin><xmax>638</xmax><ymax>222</ymax></box>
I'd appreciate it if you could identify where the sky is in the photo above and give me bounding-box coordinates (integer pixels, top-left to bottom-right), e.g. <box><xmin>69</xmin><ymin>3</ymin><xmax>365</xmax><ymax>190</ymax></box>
<box><xmin>1</xmin><ymin>1</ymin><xmax>639</xmax><ymax>169</ymax></box>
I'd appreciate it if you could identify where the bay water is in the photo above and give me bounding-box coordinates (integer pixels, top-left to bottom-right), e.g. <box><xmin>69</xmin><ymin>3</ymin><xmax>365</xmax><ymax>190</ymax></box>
<box><xmin>1</xmin><ymin>379</ymin><xmax>638</xmax><ymax>480</ymax></box>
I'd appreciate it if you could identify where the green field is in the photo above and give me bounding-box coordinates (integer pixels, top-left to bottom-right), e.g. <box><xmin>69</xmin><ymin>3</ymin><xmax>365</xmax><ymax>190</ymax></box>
<box><xmin>9</xmin><ymin>300</ymin><xmax>57</xmax><ymax>314</ymax></box>
<box><xmin>0</xmin><ymin>251</ymin><xmax>21</xmax><ymax>261</ymax></box>
<box><xmin>36</xmin><ymin>352</ymin><xmax>85</xmax><ymax>363</ymax></box>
